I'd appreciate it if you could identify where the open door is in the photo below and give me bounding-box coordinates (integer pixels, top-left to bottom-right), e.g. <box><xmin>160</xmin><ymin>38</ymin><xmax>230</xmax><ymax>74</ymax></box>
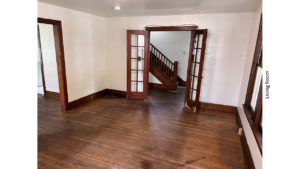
<box><xmin>185</xmin><ymin>29</ymin><xmax>208</xmax><ymax>111</ymax></box>
<box><xmin>127</xmin><ymin>30</ymin><xmax>149</xmax><ymax>99</ymax></box>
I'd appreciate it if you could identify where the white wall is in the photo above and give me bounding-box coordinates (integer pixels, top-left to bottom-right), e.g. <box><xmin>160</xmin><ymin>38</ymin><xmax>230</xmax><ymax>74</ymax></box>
<box><xmin>105</xmin><ymin>13</ymin><xmax>254</xmax><ymax>106</ymax></box>
<box><xmin>150</xmin><ymin>31</ymin><xmax>190</xmax><ymax>84</ymax></box>
<box><xmin>38</xmin><ymin>2</ymin><xmax>107</xmax><ymax>102</ymax></box>
<box><xmin>237</xmin><ymin>5</ymin><xmax>262</xmax><ymax>169</ymax></box>
<box><xmin>38</xmin><ymin>23</ymin><xmax>60</xmax><ymax>93</ymax></box>
<box><xmin>37</xmin><ymin>2</ymin><xmax>259</xmax><ymax>107</ymax></box>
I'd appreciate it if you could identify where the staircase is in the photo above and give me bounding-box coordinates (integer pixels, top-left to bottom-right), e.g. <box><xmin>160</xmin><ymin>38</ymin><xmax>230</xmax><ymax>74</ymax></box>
<box><xmin>149</xmin><ymin>43</ymin><xmax>178</xmax><ymax>91</ymax></box>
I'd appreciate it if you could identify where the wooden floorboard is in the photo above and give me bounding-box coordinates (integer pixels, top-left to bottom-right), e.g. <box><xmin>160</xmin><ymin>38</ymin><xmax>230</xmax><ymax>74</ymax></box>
<box><xmin>38</xmin><ymin>88</ymin><xmax>244</xmax><ymax>169</ymax></box>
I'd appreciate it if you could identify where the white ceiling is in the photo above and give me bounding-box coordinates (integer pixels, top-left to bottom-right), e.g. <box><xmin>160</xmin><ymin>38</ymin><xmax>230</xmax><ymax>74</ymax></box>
<box><xmin>38</xmin><ymin>0</ymin><xmax>261</xmax><ymax>17</ymax></box>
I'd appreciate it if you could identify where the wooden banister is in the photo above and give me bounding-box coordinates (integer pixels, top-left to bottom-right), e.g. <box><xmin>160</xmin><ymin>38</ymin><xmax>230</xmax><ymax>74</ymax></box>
<box><xmin>149</xmin><ymin>43</ymin><xmax>179</xmax><ymax>91</ymax></box>
<box><xmin>173</xmin><ymin>61</ymin><xmax>178</xmax><ymax>81</ymax></box>
<box><xmin>150</xmin><ymin>43</ymin><xmax>179</xmax><ymax>79</ymax></box>
<box><xmin>150</xmin><ymin>44</ymin><xmax>173</xmax><ymax>65</ymax></box>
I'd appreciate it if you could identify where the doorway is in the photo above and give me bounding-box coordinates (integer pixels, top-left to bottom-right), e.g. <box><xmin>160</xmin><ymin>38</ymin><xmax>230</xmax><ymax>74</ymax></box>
<box><xmin>126</xmin><ymin>26</ymin><xmax>208</xmax><ymax>111</ymax></box>
<box><xmin>37</xmin><ymin>23</ymin><xmax>60</xmax><ymax>99</ymax></box>
<box><xmin>37</xmin><ymin>26</ymin><xmax>45</xmax><ymax>95</ymax></box>
<box><xmin>148</xmin><ymin>30</ymin><xmax>191</xmax><ymax>104</ymax></box>
<box><xmin>37</xmin><ymin>18</ymin><xmax>68</xmax><ymax>111</ymax></box>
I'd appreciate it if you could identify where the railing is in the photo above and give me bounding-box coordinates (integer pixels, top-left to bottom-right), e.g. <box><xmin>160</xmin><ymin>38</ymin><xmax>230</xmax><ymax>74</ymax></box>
<box><xmin>150</xmin><ymin>43</ymin><xmax>178</xmax><ymax>81</ymax></box>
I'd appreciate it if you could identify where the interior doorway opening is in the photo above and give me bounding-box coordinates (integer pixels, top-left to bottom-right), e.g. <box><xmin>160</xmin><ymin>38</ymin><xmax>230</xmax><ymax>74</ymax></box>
<box><xmin>38</xmin><ymin>18</ymin><xmax>68</xmax><ymax>111</ymax></box>
<box><xmin>127</xmin><ymin>26</ymin><xmax>208</xmax><ymax>111</ymax></box>
<box><xmin>148</xmin><ymin>30</ymin><xmax>191</xmax><ymax>103</ymax></box>
<box><xmin>37</xmin><ymin>23</ymin><xmax>60</xmax><ymax>98</ymax></box>
<box><xmin>37</xmin><ymin>28</ymin><xmax>45</xmax><ymax>95</ymax></box>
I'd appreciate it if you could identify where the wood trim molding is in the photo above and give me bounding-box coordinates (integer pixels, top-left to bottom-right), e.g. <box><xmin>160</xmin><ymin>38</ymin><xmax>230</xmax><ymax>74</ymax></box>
<box><xmin>148</xmin><ymin>83</ymin><xmax>175</xmax><ymax>91</ymax></box>
<box><xmin>200</xmin><ymin>102</ymin><xmax>236</xmax><ymax>113</ymax></box>
<box><xmin>145</xmin><ymin>26</ymin><xmax>198</xmax><ymax>31</ymax></box>
<box><xmin>44</xmin><ymin>91</ymin><xmax>60</xmax><ymax>99</ymax></box>
<box><xmin>242</xmin><ymin>15</ymin><xmax>262</xmax><ymax>154</ymax></box>
<box><xmin>243</xmin><ymin>104</ymin><xmax>262</xmax><ymax>153</ymax></box>
<box><xmin>68</xmin><ymin>90</ymin><xmax>107</xmax><ymax>109</ymax></box>
<box><xmin>38</xmin><ymin>17</ymin><xmax>68</xmax><ymax>111</ymax></box>
<box><xmin>245</xmin><ymin>16</ymin><xmax>262</xmax><ymax>105</ymax></box>
<box><xmin>38</xmin><ymin>18</ymin><xmax>61</xmax><ymax>25</ymax></box>
<box><xmin>68</xmin><ymin>89</ymin><xmax>126</xmax><ymax>109</ymax></box>
<box><xmin>236</xmin><ymin>110</ymin><xmax>256</xmax><ymax>169</ymax></box>
<box><xmin>105</xmin><ymin>89</ymin><xmax>127</xmax><ymax>97</ymax></box>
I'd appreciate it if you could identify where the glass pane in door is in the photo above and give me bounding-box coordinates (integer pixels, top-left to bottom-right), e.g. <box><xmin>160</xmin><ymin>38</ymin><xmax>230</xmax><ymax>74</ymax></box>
<box><xmin>130</xmin><ymin>34</ymin><xmax>145</xmax><ymax>93</ymax></box>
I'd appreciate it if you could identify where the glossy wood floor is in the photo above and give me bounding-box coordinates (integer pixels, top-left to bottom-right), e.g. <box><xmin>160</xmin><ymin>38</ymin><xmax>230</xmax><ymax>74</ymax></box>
<box><xmin>38</xmin><ymin>88</ymin><xmax>244</xmax><ymax>169</ymax></box>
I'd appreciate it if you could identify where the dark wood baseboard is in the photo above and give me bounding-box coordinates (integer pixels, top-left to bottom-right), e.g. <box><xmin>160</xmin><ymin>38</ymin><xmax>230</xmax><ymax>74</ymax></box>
<box><xmin>236</xmin><ymin>110</ymin><xmax>255</xmax><ymax>169</ymax></box>
<box><xmin>105</xmin><ymin>89</ymin><xmax>127</xmax><ymax>97</ymax></box>
<box><xmin>44</xmin><ymin>91</ymin><xmax>60</xmax><ymax>99</ymax></box>
<box><xmin>67</xmin><ymin>89</ymin><xmax>126</xmax><ymax>109</ymax></box>
<box><xmin>200</xmin><ymin>102</ymin><xmax>236</xmax><ymax>113</ymax></box>
<box><xmin>149</xmin><ymin>82</ymin><xmax>176</xmax><ymax>91</ymax></box>
<box><xmin>68</xmin><ymin>90</ymin><xmax>106</xmax><ymax>109</ymax></box>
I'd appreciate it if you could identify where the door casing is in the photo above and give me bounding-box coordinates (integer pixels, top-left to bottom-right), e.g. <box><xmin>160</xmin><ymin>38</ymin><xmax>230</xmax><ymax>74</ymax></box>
<box><xmin>126</xmin><ymin>26</ymin><xmax>208</xmax><ymax>111</ymax></box>
<box><xmin>38</xmin><ymin>18</ymin><xmax>68</xmax><ymax>111</ymax></box>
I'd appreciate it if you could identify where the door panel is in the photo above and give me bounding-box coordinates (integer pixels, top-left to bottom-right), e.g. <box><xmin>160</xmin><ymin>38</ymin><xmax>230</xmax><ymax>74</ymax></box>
<box><xmin>185</xmin><ymin>29</ymin><xmax>208</xmax><ymax>111</ymax></box>
<box><xmin>127</xmin><ymin>30</ymin><xmax>149</xmax><ymax>99</ymax></box>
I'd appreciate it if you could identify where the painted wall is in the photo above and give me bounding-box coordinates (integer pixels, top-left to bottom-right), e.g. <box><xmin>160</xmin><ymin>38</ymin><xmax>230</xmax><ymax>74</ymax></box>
<box><xmin>237</xmin><ymin>5</ymin><xmax>262</xmax><ymax>169</ymax></box>
<box><xmin>105</xmin><ymin>13</ymin><xmax>254</xmax><ymax>106</ymax></box>
<box><xmin>38</xmin><ymin>2</ymin><xmax>262</xmax><ymax>167</ymax></box>
<box><xmin>38</xmin><ymin>2</ymin><xmax>107</xmax><ymax>102</ymax></box>
<box><xmin>38</xmin><ymin>23</ymin><xmax>59</xmax><ymax>93</ymax></box>
<box><xmin>150</xmin><ymin>31</ymin><xmax>190</xmax><ymax>84</ymax></box>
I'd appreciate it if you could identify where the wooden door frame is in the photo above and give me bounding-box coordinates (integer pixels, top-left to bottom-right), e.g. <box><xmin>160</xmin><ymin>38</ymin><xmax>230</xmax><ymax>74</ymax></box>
<box><xmin>145</xmin><ymin>26</ymin><xmax>198</xmax><ymax>31</ymax></box>
<box><xmin>38</xmin><ymin>18</ymin><xmax>68</xmax><ymax>111</ymax></box>
<box><xmin>145</xmin><ymin>25</ymin><xmax>206</xmax><ymax>109</ymax></box>
<box><xmin>144</xmin><ymin>25</ymin><xmax>199</xmax><ymax>94</ymax></box>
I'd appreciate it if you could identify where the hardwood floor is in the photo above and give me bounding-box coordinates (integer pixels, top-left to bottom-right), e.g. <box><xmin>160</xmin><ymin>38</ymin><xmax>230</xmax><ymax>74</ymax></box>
<box><xmin>38</xmin><ymin>88</ymin><xmax>244</xmax><ymax>169</ymax></box>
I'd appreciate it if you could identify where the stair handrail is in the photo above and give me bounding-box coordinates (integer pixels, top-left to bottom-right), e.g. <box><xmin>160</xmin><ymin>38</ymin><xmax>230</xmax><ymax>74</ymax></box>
<box><xmin>150</xmin><ymin>43</ymin><xmax>179</xmax><ymax>79</ymax></box>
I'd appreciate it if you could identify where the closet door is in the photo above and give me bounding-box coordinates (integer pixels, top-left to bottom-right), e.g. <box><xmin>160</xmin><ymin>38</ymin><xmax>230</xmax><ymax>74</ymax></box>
<box><xmin>127</xmin><ymin>30</ymin><xmax>149</xmax><ymax>99</ymax></box>
<box><xmin>185</xmin><ymin>29</ymin><xmax>207</xmax><ymax>111</ymax></box>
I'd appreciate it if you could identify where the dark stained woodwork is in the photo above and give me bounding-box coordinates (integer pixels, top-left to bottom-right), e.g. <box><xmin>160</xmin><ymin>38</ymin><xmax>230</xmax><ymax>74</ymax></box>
<box><xmin>68</xmin><ymin>90</ymin><xmax>106</xmax><ymax>109</ymax></box>
<box><xmin>149</xmin><ymin>44</ymin><xmax>179</xmax><ymax>91</ymax></box>
<box><xmin>105</xmin><ymin>89</ymin><xmax>127</xmax><ymax>97</ymax></box>
<box><xmin>200</xmin><ymin>102</ymin><xmax>237</xmax><ymax>113</ymax></box>
<box><xmin>68</xmin><ymin>89</ymin><xmax>126</xmax><ymax>109</ymax></box>
<box><xmin>38</xmin><ymin>17</ymin><xmax>68</xmax><ymax>111</ymax></box>
<box><xmin>44</xmin><ymin>91</ymin><xmax>60</xmax><ymax>99</ymax></box>
<box><xmin>243</xmin><ymin>105</ymin><xmax>263</xmax><ymax>154</ymax></box>
<box><xmin>185</xmin><ymin>29</ymin><xmax>208</xmax><ymax>111</ymax></box>
<box><xmin>127</xmin><ymin>30</ymin><xmax>150</xmax><ymax>100</ymax></box>
<box><xmin>245</xmin><ymin>16</ymin><xmax>262</xmax><ymax>105</ymax></box>
<box><xmin>39</xmin><ymin>88</ymin><xmax>244</xmax><ymax>169</ymax></box>
<box><xmin>243</xmin><ymin>15</ymin><xmax>262</xmax><ymax>154</ymax></box>
<box><xmin>236</xmin><ymin>110</ymin><xmax>255</xmax><ymax>169</ymax></box>
<box><xmin>148</xmin><ymin>82</ymin><xmax>175</xmax><ymax>91</ymax></box>
<box><xmin>145</xmin><ymin>25</ymin><xmax>198</xmax><ymax>31</ymax></box>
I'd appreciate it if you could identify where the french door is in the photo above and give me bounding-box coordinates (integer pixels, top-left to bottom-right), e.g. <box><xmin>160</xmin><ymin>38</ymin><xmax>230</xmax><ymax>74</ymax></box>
<box><xmin>185</xmin><ymin>29</ymin><xmax>208</xmax><ymax>111</ymax></box>
<box><xmin>127</xmin><ymin>30</ymin><xmax>149</xmax><ymax>99</ymax></box>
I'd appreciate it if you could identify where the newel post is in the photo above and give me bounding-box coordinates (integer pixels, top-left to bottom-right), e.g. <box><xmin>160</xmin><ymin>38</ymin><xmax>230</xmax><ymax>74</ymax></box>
<box><xmin>173</xmin><ymin>61</ymin><xmax>179</xmax><ymax>81</ymax></box>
